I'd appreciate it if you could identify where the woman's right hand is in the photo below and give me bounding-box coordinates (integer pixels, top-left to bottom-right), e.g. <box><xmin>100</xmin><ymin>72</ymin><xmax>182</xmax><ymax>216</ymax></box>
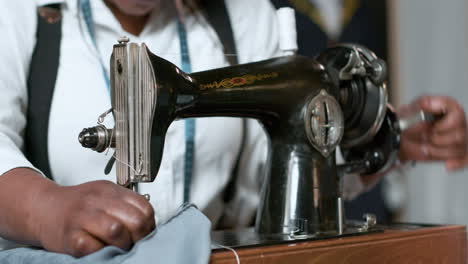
<box><xmin>0</xmin><ymin>168</ymin><xmax>155</xmax><ymax>258</ymax></box>
<box><xmin>35</xmin><ymin>180</ymin><xmax>156</xmax><ymax>257</ymax></box>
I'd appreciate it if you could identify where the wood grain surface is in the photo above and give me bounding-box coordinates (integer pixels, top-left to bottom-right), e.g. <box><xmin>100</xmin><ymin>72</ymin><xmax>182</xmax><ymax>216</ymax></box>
<box><xmin>210</xmin><ymin>225</ymin><xmax>467</xmax><ymax>264</ymax></box>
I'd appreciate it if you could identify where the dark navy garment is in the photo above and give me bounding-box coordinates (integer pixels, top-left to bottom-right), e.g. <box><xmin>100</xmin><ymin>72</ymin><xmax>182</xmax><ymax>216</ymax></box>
<box><xmin>271</xmin><ymin>0</ymin><xmax>388</xmax><ymax>60</ymax></box>
<box><xmin>271</xmin><ymin>0</ymin><xmax>392</xmax><ymax>223</ymax></box>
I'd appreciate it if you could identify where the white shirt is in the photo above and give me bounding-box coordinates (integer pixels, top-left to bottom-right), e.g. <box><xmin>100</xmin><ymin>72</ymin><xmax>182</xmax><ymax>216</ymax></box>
<box><xmin>0</xmin><ymin>0</ymin><xmax>365</xmax><ymax>248</ymax></box>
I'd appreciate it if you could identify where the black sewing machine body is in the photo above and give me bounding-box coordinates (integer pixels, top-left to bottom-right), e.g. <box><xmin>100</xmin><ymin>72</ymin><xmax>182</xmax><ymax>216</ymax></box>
<box><xmin>146</xmin><ymin>52</ymin><xmax>344</xmax><ymax>236</ymax></box>
<box><xmin>80</xmin><ymin>41</ymin><xmax>403</xmax><ymax>242</ymax></box>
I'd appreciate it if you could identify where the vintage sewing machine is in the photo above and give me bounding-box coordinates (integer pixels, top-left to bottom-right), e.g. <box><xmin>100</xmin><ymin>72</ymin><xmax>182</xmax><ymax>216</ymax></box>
<box><xmin>76</xmin><ymin>39</ymin><xmax>468</xmax><ymax>263</ymax></box>
<box><xmin>75</xmin><ymin>8</ymin><xmax>468</xmax><ymax>260</ymax></box>
<box><xmin>77</xmin><ymin>36</ymin><xmax>409</xmax><ymax>242</ymax></box>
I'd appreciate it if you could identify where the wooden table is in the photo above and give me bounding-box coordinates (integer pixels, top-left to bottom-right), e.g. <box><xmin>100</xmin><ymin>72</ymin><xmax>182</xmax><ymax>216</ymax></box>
<box><xmin>211</xmin><ymin>225</ymin><xmax>467</xmax><ymax>264</ymax></box>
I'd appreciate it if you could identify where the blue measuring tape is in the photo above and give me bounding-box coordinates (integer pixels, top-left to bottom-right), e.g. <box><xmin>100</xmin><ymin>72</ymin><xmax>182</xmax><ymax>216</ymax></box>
<box><xmin>80</xmin><ymin>0</ymin><xmax>196</xmax><ymax>203</ymax></box>
<box><xmin>177</xmin><ymin>20</ymin><xmax>196</xmax><ymax>204</ymax></box>
<box><xmin>79</xmin><ymin>0</ymin><xmax>111</xmax><ymax>92</ymax></box>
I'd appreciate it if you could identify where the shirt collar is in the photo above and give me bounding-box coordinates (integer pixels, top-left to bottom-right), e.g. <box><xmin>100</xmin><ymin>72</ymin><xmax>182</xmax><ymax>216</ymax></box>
<box><xmin>35</xmin><ymin>0</ymin><xmax>114</xmax><ymax>17</ymax></box>
<box><xmin>36</xmin><ymin>0</ymin><xmax>182</xmax><ymax>39</ymax></box>
<box><xmin>36</xmin><ymin>0</ymin><xmax>78</xmax><ymax>15</ymax></box>
<box><xmin>36</xmin><ymin>0</ymin><xmax>65</xmax><ymax>5</ymax></box>
<box><xmin>37</xmin><ymin>0</ymin><xmax>122</xmax><ymax>32</ymax></box>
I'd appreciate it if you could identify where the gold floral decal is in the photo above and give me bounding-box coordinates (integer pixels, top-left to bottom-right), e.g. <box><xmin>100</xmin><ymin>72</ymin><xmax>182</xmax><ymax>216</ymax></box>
<box><xmin>200</xmin><ymin>72</ymin><xmax>279</xmax><ymax>90</ymax></box>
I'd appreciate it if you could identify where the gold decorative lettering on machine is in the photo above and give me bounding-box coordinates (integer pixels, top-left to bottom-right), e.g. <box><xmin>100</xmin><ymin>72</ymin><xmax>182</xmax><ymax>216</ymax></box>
<box><xmin>200</xmin><ymin>72</ymin><xmax>279</xmax><ymax>90</ymax></box>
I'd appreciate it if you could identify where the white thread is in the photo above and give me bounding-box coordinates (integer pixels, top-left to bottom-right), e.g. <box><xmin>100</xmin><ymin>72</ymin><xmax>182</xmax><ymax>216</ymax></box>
<box><xmin>213</xmin><ymin>243</ymin><xmax>240</xmax><ymax>264</ymax></box>
<box><xmin>135</xmin><ymin>52</ymin><xmax>238</xmax><ymax>57</ymax></box>
<box><xmin>104</xmin><ymin>125</ymin><xmax>115</xmax><ymax>156</ymax></box>
<box><xmin>113</xmin><ymin>155</ymin><xmax>139</xmax><ymax>174</ymax></box>
<box><xmin>99</xmin><ymin>125</ymin><xmax>142</xmax><ymax>175</ymax></box>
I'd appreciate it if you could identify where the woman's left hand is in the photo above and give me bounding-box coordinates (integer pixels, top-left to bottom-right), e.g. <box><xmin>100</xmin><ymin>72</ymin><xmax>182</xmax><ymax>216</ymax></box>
<box><xmin>398</xmin><ymin>95</ymin><xmax>468</xmax><ymax>170</ymax></box>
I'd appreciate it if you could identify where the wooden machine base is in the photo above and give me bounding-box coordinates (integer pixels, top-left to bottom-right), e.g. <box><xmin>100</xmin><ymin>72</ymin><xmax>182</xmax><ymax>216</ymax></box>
<box><xmin>211</xmin><ymin>225</ymin><xmax>467</xmax><ymax>264</ymax></box>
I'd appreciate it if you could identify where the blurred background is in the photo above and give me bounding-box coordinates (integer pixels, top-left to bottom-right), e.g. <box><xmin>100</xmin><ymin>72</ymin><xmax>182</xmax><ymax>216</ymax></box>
<box><xmin>388</xmin><ymin>0</ymin><xmax>468</xmax><ymax>226</ymax></box>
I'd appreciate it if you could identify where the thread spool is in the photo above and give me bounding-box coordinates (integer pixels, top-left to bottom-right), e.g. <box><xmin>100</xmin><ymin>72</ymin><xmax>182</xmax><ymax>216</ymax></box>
<box><xmin>277</xmin><ymin>7</ymin><xmax>298</xmax><ymax>55</ymax></box>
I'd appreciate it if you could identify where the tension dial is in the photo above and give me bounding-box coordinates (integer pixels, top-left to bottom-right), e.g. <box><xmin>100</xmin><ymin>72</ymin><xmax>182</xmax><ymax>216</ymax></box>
<box><xmin>305</xmin><ymin>89</ymin><xmax>344</xmax><ymax>157</ymax></box>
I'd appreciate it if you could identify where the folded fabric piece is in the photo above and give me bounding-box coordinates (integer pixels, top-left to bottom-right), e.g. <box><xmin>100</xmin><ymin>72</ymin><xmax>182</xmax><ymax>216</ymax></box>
<box><xmin>0</xmin><ymin>205</ymin><xmax>212</xmax><ymax>264</ymax></box>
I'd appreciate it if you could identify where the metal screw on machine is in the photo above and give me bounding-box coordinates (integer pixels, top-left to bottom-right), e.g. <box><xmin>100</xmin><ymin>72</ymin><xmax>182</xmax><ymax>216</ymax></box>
<box><xmin>361</xmin><ymin>213</ymin><xmax>377</xmax><ymax>231</ymax></box>
<box><xmin>304</xmin><ymin>89</ymin><xmax>344</xmax><ymax>158</ymax></box>
<box><xmin>78</xmin><ymin>125</ymin><xmax>114</xmax><ymax>153</ymax></box>
<box><xmin>118</xmin><ymin>36</ymin><xmax>130</xmax><ymax>44</ymax></box>
<box><xmin>131</xmin><ymin>183</ymin><xmax>151</xmax><ymax>201</ymax></box>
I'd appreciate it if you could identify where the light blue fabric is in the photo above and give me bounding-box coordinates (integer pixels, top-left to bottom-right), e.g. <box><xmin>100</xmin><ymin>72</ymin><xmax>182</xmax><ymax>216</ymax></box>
<box><xmin>0</xmin><ymin>206</ymin><xmax>211</xmax><ymax>264</ymax></box>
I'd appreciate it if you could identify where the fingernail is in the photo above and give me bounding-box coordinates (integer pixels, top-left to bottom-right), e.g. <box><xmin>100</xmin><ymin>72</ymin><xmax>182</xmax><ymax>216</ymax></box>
<box><xmin>422</xmin><ymin>145</ymin><xmax>429</xmax><ymax>157</ymax></box>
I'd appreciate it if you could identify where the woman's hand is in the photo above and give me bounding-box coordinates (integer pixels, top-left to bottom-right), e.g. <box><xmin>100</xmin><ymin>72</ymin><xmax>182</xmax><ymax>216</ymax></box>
<box><xmin>0</xmin><ymin>168</ymin><xmax>155</xmax><ymax>258</ymax></box>
<box><xmin>35</xmin><ymin>180</ymin><xmax>155</xmax><ymax>257</ymax></box>
<box><xmin>398</xmin><ymin>95</ymin><xmax>468</xmax><ymax>170</ymax></box>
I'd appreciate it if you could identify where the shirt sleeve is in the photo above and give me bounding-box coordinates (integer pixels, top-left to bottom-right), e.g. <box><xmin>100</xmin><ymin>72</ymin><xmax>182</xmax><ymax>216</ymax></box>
<box><xmin>0</xmin><ymin>2</ymin><xmax>41</xmax><ymax>176</ymax></box>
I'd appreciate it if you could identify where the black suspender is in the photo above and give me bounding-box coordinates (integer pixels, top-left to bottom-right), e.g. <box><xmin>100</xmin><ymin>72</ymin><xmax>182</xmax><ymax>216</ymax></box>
<box><xmin>203</xmin><ymin>0</ymin><xmax>239</xmax><ymax>65</ymax></box>
<box><xmin>203</xmin><ymin>1</ymin><xmax>243</xmax><ymax>204</ymax></box>
<box><xmin>25</xmin><ymin>4</ymin><xmax>62</xmax><ymax>179</ymax></box>
<box><xmin>25</xmin><ymin>2</ymin><xmax>240</xmax><ymax>181</ymax></box>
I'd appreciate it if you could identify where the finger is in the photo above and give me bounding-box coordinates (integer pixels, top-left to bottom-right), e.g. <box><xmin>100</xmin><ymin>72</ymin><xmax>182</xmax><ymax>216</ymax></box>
<box><xmin>433</xmin><ymin>110</ymin><xmax>466</xmax><ymax>134</ymax></box>
<box><xmin>426</xmin><ymin>145</ymin><xmax>467</xmax><ymax>161</ymax></box>
<box><xmin>81</xmin><ymin>210</ymin><xmax>133</xmax><ymax>250</ymax></box>
<box><xmin>104</xmin><ymin>199</ymin><xmax>155</xmax><ymax>244</ymax></box>
<box><xmin>401</xmin><ymin>123</ymin><xmax>431</xmax><ymax>142</ymax></box>
<box><xmin>121</xmin><ymin>192</ymin><xmax>155</xmax><ymax>223</ymax></box>
<box><xmin>418</xmin><ymin>96</ymin><xmax>466</xmax><ymax>133</ymax></box>
<box><xmin>65</xmin><ymin>230</ymin><xmax>105</xmax><ymax>258</ymax></box>
<box><xmin>108</xmin><ymin>184</ymin><xmax>155</xmax><ymax>222</ymax></box>
<box><xmin>446</xmin><ymin>157</ymin><xmax>468</xmax><ymax>171</ymax></box>
<box><xmin>430</xmin><ymin>129</ymin><xmax>467</xmax><ymax>149</ymax></box>
<box><xmin>417</xmin><ymin>95</ymin><xmax>454</xmax><ymax>115</ymax></box>
<box><xmin>399</xmin><ymin>138</ymin><xmax>431</xmax><ymax>162</ymax></box>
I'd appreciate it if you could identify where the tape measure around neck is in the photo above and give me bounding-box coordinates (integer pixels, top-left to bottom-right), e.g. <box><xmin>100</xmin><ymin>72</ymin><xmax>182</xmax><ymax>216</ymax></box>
<box><xmin>79</xmin><ymin>0</ymin><xmax>111</xmax><ymax>93</ymax></box>
<box><xmin>80</xmin><ymin>0</ymin><xmax>196</xmax><ymax>203</ymax></box>
<box><xmin>177</xmin><ymin>19</ymin><xmax>196</xmax><ymax>204</ymax></box>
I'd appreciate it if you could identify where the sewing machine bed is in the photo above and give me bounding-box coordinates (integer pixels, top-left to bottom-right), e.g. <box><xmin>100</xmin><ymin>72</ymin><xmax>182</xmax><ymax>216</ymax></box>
<box><xmin>211</xmin><ymin>219</ymin><xmax>387</xmax><ymax>249</ymax></box>
<box><xmin>211</xmin><ymin>223</ymin><xmax>467</xmax><ymax>264</ymax></box>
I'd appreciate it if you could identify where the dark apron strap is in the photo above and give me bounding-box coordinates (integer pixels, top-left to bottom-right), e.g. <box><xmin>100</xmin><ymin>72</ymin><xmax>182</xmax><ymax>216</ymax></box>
<box><xmin>203</xmin><ymin>0</ymin><xmax>239</xmax><ymax>65</ymax></box>
<box><xmin>25</xmin><ymin>4</ymin><xmax>62</xmax><ymax>179</ymax></box>
<box><xmin>203</xmin><ymin>0</ymin><xmax>244</xmax><ymax>204</ymax></box>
